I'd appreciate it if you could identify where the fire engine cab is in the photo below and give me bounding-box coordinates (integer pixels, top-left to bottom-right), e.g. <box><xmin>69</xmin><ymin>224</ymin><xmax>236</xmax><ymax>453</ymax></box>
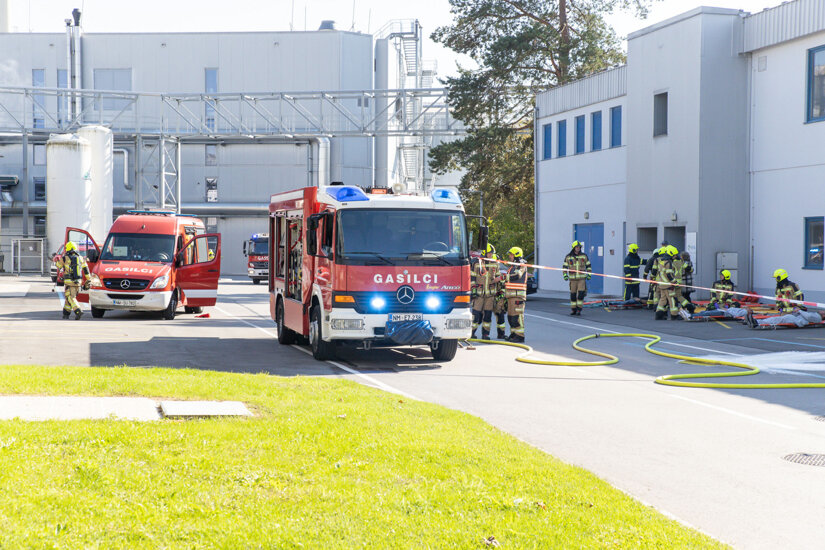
<box><xmin>243</xmin><ymin>233</ymin><xmax>269</xmax><ymax>284</ymax></box>
<box><xmin>269</xmin><ymin>185</ymin><xmax>474</xmax><ymax>361</ymax></box>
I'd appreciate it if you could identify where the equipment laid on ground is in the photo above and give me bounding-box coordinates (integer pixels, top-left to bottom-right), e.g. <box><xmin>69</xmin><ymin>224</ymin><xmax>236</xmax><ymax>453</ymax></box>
<box><xmin>269</xmin><ymin>185</ymin><xmax>478</xmax><ymax>361</ymax></box>
<box><xmin>243</xmin><ymin>233</ymin><xmax>269</xmax><ymax>285</ymax></box>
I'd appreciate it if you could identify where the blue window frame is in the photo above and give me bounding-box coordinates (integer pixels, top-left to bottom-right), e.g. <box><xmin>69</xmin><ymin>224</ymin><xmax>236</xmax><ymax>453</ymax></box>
<box><xmin>575</xmin><ymin>115</ymin><xmax>585</xmax><ymax>154</ymax></box>
<box><xmin>542</xmin><ymin>123</ymin><xmax>552</xmax><ymax>160</ymax></box>
<box><xmin>610</xmin><ymin>106</ymin><xmax>622</xmax><ymax>148</ymax></box>
<box><xmin>557</xmin><ymin>120</ymin><xmax>567</xmax><ymax>157</ymax></box>
<box><xmin>807</xmin><ymin>45</ymin><xmax>825</xmax><ymax>123</ymax></box>
<box><xmin>804</xmin><ymin>216</ymin><xmax>824</xmax><ymax>269</ymax></box>
<box><xmin>591</xmin><ymin>111</ymin><xmax>602</xmax><ymax>151</ymax></box>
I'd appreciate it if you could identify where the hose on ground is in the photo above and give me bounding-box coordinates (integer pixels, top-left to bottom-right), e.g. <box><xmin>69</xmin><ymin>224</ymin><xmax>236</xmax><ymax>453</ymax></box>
<box><xmin>468</xmin><ymin>334</ymin><xmax>825</xmax><ymax>389</ymax></box>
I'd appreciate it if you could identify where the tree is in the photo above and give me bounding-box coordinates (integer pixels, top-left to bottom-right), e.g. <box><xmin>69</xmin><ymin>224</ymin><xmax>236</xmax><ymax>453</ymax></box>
<box><xmin>431</xmin><ymin>0</ymin><xmax>656</xmax><ymax>257</ymax></box>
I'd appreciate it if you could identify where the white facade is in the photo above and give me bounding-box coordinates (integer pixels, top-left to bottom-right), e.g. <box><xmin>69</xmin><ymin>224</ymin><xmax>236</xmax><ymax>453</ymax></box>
<box><xmin>536</xmin><ymin>0</ymin><xmax>825</xmax><ymax>302</ymax></box>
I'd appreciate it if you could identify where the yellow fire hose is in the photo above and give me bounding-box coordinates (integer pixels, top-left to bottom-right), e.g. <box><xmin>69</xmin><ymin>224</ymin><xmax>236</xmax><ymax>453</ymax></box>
<box><xmin>468</xmin><ymin>334</ymin><xmax>825</xmax><ymax>389</ymax></box>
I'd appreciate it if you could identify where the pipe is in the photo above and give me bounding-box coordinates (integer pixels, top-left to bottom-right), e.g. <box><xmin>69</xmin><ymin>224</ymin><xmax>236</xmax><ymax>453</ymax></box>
<box><xmin>113</xmin><ymin>148</ymin><xmax>130</xmax><ymax>190</ymax></box>
<box><xmin>315</xmin><ymin>136</ymin><xmax>330</xmax><ymax>186</ymax></box>
<box><xmin>114</xmin><ymin>202</ymin><xmax>269</xmax><ymax>216</ymax></box>
<box><xmin>72</xmin><ymin>9</ymin><xmax>82</xmax><ymax>120</ymax></box>
<box><xmin>65</xmin><ymin>19</ymin><xmax>72</xmax><ymax>123</ymax></box>
<box><xmin>374</xmin><ymin>38</ymin><xmax>389</xmax><ymax>188</ymax></box>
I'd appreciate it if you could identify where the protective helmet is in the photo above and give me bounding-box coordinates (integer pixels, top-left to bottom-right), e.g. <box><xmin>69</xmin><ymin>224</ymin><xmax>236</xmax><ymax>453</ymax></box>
<box><xmin>64</xmin><ymin>241</ymin><xmax>77</xmax><ymax>253</ymax></box>
<box><xmin>721</xmin><ymin>269</ymin><xmax>731</xmax><ymax>280</ymax></box>
<box><xmin>571</xmin><ymin>240</ymin><xmax>581</xmax><ymax>249</ymax></box>
<box><xmin>666</xmin><ymin>245</ymin><xmax>678</xmax><ymax>257</ymax></box>
<box><xmin>509</xmin><ymin>246</ymin><xmax>524</xmax><ymax>258</ymax></box>
<box><xmin>485</xmin><ymin>243</ymin><xmax>496</xmax><ymax>255</ymax></box>
<box><xmin>660</xmin><ymin>240</ymin><xmax>669</xmax><ymax>247</ymax></box>
<box><xmin>773</xmin><ymin>268</ymin><xmax>788</xmax><ymax>282</ymax></box>
<box><xmin>628</xmin><ymin>243</ymin><xmax>639</xmax><ymax>253</ymax></box>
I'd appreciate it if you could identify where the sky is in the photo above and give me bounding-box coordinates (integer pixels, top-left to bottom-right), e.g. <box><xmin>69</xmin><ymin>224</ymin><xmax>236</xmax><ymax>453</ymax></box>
<box><xmin>7</xmin><ymin>0</ymin><xmax>782</xmax><ymax>80</ymax></box>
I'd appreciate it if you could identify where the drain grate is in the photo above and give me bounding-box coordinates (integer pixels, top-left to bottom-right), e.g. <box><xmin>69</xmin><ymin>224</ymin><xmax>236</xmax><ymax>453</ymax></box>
<box><xmin>783</xmin><ymin>453</ymin><xmax>825</xmax><ymax>467</ymax></box>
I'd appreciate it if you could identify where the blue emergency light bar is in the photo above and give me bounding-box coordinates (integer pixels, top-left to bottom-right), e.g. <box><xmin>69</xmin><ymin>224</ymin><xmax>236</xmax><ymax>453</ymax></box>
<box><xmin>250</xmin><ymin>233</ymin><xmax>269</xmax><ymax>240</ymax></box>
<box><xmin>326</xmin><ymin>185</ymin><xmax>369</xmax><ymax>202</ymax></box>
<box><xmin>126</xmin><ymin>210</ymin><xmax>199</xmax><ymax>218</ymax></box>
<box><xmin>430</xmin><ymin>188</ymin><xmax>461</xmax><ymax>204</ymax></box>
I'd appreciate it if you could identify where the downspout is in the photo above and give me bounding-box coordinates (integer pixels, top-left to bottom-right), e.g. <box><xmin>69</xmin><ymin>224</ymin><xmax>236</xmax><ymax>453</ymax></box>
<box><xmin>114</xmin><ymin>148</ymin><xmax>130</xmax><ymax>190</ymax></box>
<box><xmin>533</xmin><ymin>104</ymin><xmax>540</xmax><ymax>290</ymax></box>
<box><xmin>72</xmin><ymin>9</ymin><xmax>82</xmax><ymax>120</ymax></box>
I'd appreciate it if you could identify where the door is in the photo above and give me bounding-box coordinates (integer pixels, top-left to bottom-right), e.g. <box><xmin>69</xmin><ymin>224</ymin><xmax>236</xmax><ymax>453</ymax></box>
<box><xmin>65</xmin><ymin>227</ymin><xmax>100</xmax><ymax>302</ymax></box>
<box><xmin>176</xmin><ymin>233</ymin><xmax>221</xmax><ymax>306</ymax></box>
<box><xmin>575</xmin><ymin>223</ymin><xmax>604</xmax><ymax>294</ymax></box>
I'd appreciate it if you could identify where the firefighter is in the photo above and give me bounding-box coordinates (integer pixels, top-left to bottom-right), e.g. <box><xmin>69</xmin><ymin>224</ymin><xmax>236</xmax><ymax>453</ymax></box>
<box><xmin>58</xmin><ymin>241</ymin><xmax>91</xmax><ymax>320</ymax></box>
<box><xmin>707</xmin><ymin>270</ymin><xmax>736</xmax><ymax>309</ymax></box>
<box><xmin>746</xmin><ymin>269</ymin><xmax>823</xmax><ymax>328</ymax></box>
<box><xmin>680</xmin><ymin>251</ymin><xmax>694</xmax><ymax>303</ymax></box>
<box><xmin>670</xmin><ymin>247</ymin><xmax>695</xmax><ymax>313</ymax></box>
<box><xmin>562</xmin><ymin>241</ymin><xmax>592</xmax><ymax>315</ymax></box>
<box><xmin>654</xmin><ymin>245</ymin><xmax>679</xmax><ymax>320</ymax></box>
<box><xmin>493</xmin><ymin>260</ymin><xmax>508</xmax><ymax>339</ymax></box>
<box><xmin>504</xmin><ymin>247</ymin><xmax>528</xmax><ymax>342</ymax></box>
<box><xmin>623</xmin><ymin>243</ymin><xmax>642</xmax><ymax>301</ymax></box>
<box><xmin>472</xmin><ymin>244</ymin><xmax>499</xmax><ymax>340</ymax></box>
<box><xmin>643</xmin><ymin>247</ymin><xmax>660</xmax><ymax>309</ymax></box>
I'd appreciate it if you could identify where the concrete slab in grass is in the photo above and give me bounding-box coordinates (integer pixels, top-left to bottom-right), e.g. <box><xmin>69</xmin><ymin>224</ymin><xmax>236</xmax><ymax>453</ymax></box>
<box><xmin>0</xmin><ymin>396</ymin><xmax>161</xmax><ymax>421</ymax></box>
<box><xmin>160</xmin><ymin>400</ymin><xmax>252</xmax><ymax>418</ymax></box>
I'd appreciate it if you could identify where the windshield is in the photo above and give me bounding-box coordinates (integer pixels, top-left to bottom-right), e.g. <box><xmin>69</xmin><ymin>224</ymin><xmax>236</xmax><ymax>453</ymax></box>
<box><xmin>337</xmin><ymin>209</ymin><xmax>468</xmax><ymax>264</ymax></box>
<box><xmin>100</xmin><ymin>233</ymin><xmax>176</xmax><ymax>263</ymax></box>
<box><xmin>249</xmin><ymin>239</ymin><xmax>269</xmax><ymax>255</ymax></box>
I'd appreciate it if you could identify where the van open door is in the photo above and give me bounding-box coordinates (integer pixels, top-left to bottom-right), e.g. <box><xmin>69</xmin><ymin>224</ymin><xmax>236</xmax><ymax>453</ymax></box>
<box><xmin>176</xmin><ymin>233</ymin><xmax>221</xmax><ymax>307</ymax></box>
<box><xmin>64</xmin><ymin>227</ymin><xmax>100</xmax><ymax>303</ymax></box>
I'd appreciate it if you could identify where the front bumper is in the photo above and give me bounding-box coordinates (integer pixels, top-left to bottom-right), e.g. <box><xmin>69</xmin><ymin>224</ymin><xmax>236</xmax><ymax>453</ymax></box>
<box><xmin>88</xmin><ymin>288</ymin><xmax>172</xmax><ymax>311</ymax></box>
<box><xmin>324</xmin><ymin>309</ymin><xmax>472</xmax><ymax>342</ymax></box>
<box><xmin>247</xmin><ymin>268</ymin><xmax>268</xmax><ymax>278</ymax></box>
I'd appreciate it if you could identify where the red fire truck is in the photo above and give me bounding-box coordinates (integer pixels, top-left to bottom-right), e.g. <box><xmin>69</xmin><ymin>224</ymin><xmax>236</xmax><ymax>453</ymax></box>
<box><xmin>269</xmin><ymin>184</ymin><xmax>476</xmax><ymax>361</ymax></box>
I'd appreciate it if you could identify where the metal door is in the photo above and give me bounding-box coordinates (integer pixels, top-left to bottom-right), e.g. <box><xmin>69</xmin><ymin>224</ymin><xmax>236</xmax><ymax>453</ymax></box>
<box><xmin>575</xmin><ymin>223</ymin><xmax>604</xmax><ymax>294</ymax></box>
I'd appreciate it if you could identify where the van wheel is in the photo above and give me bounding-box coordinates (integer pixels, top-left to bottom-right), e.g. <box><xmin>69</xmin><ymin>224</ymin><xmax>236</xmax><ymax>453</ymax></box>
<box><xmin>252</xmin><ymin>278</ymin><xmax>261</xmax><ymax>285</ymax></box>
<box><xmin>161</xmin><ymin>290</ymin><xmax>177</xmax><ymax>320</ymax></box>
<box><xmin>310</xmin><ymin>306</ymin><xmax>335</xmax><ymax>360</ymax></box>
<box><xmin>184</xmin><ymin>306</ymin><xmax>203</xmax><ymax>314</ymax></box>
<box><xmin>276</xmin><ymin>299</ymin><xmax>297</xmax><ymax>345</ymax></box>
<box><xmin>430</xmin><ymin>339</ymin><xmax>458</xmax><ymax>361</ymax></box>
<box><xmin>91</xmin><ymin>307</ymin><xmax>105</xmax><ymax>318</ymax></box>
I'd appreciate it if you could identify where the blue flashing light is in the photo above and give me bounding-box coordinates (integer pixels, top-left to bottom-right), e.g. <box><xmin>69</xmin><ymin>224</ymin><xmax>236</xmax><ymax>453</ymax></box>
<box><xmin>326</xmin><ymin>185</ymin><xmax>369</xmax><ymax>203</ymax></box>
<box><xmin>370</xmin><ymin>296</ymin><xmax>387</xmax><ymax>310</ymax></box>
<box><xmin>425</xmin><ymin>296</ymin><xmax>441</xmax><ymax>310</ymax></box>
<box><xmin>430</xmin><ymin>188</ymin><xmax>461</xmax><ymax>204</ymax></box>
<box><xmin>250</xmin><ymin>233</ymin><xmax>269</xmax><ymax>240</ymax></box>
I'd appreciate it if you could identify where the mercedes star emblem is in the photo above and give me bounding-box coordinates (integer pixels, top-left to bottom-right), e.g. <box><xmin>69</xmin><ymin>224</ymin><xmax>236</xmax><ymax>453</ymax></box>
<box><xmin>396</xmin><ymin>285</ymin><xmax>415</xmax><ymax>305</ymax></box>
<box><xmin>120</xmin><ymin>279</ymin><xmax>131</xmax><ymax>289</ymax></box>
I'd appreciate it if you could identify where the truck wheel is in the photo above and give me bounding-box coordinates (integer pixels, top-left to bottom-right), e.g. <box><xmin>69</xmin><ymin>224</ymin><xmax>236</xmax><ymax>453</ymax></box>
<box><xmin>310</xmin><ymin>306</ymin><xmax>335</xmax><ymax>360</ymax></box>
<box><xmin>430</xmin><ymin>339</ymin><xmax>458</xmax><ymax>361</ymax></box>
<box><xmin>91</xmin><ymin>307</ymin><xmax>105</xmax><ymax>318</ymax></box>
<box><xmin>161</xmin><ymin>290</ymin><xmax>177</xmax><ymax>320</ymax></box>
<box><xmin>276</xmin><ymin>299</ymin><xmax>297</xmax><ymax>345</ymax></box>
<box><xmin>252</xmin><ymin>278</ymin><xmax>261</xmax><ymax>285</ymax></box>
<box><xmin>184</xmin><ymin>306</ymin><xmax>203</xmax><ymax>314</ymax></box>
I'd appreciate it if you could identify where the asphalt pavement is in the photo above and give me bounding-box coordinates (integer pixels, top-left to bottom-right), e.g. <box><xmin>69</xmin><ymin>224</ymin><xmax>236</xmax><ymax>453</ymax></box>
<box><xmin>3</xmin><ymin>276</ymin><xmax>825</xmax><ymax>549</ymax></box>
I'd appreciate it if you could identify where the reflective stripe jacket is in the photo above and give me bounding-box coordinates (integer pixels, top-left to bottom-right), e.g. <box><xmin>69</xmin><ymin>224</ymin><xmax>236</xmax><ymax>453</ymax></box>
<box><xmin>644</xmin><ymin>250</ymin><xmax>660</xmax><ymax>279</ymax></box>
<box><xmin>654</xmin><ymin>256</ymin><xmax>675</xmax><ymax>285</ymax></box>
<box><xmin>776</xmin><ymin>280</ymin><xmax>803</xmax><ymax>313</ymax></box>
<box><xmin>505</xmin><ymin>258</ymin><xmax>527</xmax><ymax>298</ymax></box>
<box><xmin>472</xmin><ymin>259</ymin><xmax>498</xmax><ymax>297</ymax></box>
<box><xmin>563</xmin><ymin>253</ymin><xmax>591</xmax><ymax>280</ymax></box>
<box><xmin>711</xmin><ymin>280</ymin><xmax>735</xmax><ymax>303</ymax></box>
<box><xmin>58</xmin><ymin>252</ymin><xmax>90</xmax><ymax>286</ymax></box>
<box><xmin>623</xmin><ymin>252</ymin><xmax>641</xmax><ymax>284</ymax></box>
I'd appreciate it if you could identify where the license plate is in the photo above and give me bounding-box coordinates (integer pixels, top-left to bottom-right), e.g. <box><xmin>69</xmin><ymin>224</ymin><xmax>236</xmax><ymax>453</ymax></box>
<box><xmin>113</xmin><ymin>299</ymin><xmax>137</xmax><ymax>307</ymax></box>
<box><xmin>389</xmin><ymin>313</ymin><xmax>423</xmax><ymax>322</ymax></box>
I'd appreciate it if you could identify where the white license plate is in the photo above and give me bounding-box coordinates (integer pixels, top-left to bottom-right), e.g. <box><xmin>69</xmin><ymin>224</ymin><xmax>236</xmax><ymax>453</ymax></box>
<box><xmin>389</xmin><ymin>313</ymin><xmax>423</xmax><ymax>322</ymax></box>
<box><xmin>113</xmin><ymin>299</ymin><xmax>137</xmax><ymax>307</ymax></box>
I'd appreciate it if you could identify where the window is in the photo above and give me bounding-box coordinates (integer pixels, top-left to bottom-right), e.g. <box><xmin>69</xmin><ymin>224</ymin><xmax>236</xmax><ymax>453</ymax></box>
<box><xmin>807</xmin><ymin>46</ymin><xmax>825</xmax><ymax>123</ymax></box>
<box><xmin>557</xmin><ymin>120</ymin><xmax>567</xmax><ymax>157</ymax></box>
<box><xmin>574</xmin><ymin>115</ymin><xmax>585</xmax><ymax>154</ymax></box>
<box><xmin>32</xmin><ymin>69</ymin><xmax>45</xmax><ymax>128</ymax></box>
<box><xmin>205</xmin><ymin>68</ymin><xmax>218</xmax><ymax>131</ymax></box>
<box><xmin>205</xmin><ymin>177</ymin><xmax>218</xmax><ymax>202</ymax></box>
<box><xmin>93</xmin><ymin>69</ymin><xmax>132</xmax><ymax>110</ymax></box>
<box><xmin>804</xmin><ymin>216</ymin><xmax>824</xmax><ymax>269</ymax></box>
<box><xmin>33</xmin><ymin>145</ymin><xmax>46</xmax><ymax>166</ymax></box>
<box><xmin>610</xmin><ymin>106</ymin><xmax>622</xmax><ymax>148</ymax></box>
<box><xmin>57</xmin><ymin>69</ymin><xmax>68</xmax><ymax>124</ymax></box>
<box><xmin>542</xmin><ymin>123</ymin><xmax>552</xmax><ymax>160</ymax></box>
<box><xmin>34</xmin><ymin>216</ymin><xmax>46</xmax><ymax>237</ymax></box>
<box><xmin>591</xmin><ymin>111</ymin><xmax>602</xmax><ymax>151</ymax></box>
<box><xmin>654</xmin><ymin>92</ymin><xmax>668</xmax><ymax>136</ymax></box>
<box><xmin>205</xmin><ymin>144</ymin><xmax>217</xmax><ymax>166</ymax></box>
<box><xmin>33</xmin><ymin>177</ymin><xmax>45</xmax><ymax>200</ymax></box>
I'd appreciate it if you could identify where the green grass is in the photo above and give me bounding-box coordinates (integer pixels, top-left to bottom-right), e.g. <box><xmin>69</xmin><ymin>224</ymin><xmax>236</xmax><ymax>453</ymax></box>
<box><xmin>0</xmin><ymin>365</ymin><xmax>726</xmax><ymax>549</ymax></box>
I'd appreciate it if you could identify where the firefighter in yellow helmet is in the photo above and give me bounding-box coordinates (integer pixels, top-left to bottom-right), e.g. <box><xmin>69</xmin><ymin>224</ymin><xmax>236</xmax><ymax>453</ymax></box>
<box><xmin>503</xmin><ymin>246</ymin><xmax>528</xmax><ymax>342</ymax></box>
<box><xmin>745</xmin><ymin>269</ymin><xmax>824</xmax><ymax>328</ymax></box>
<box><xmin>654</xmin><ymin>245</ymin><xmax>679</xmax><ymax>320</ymax></box>
<box><xmin>623</xmin><ymin>243</ymin><xmax>642</xmax><ymax>301</ymax></box>
<box><xmin>471</xmin><ymin>243</ymin><xmax>500</xmax><ymax>340</ymax></box>
<box><xmin>708</xmin><ymin>269</ymin><xmax>736</xmax><ymax>310</ymax></box>
<box><xmin>563</xmin><ymin>240</ymin><xmax>592</xmax><ymax>315</ymax></box>
<box><xmin>58</xmin><ymin>241</ymin><xmax>91</xmax><ymax>320</ymax></box>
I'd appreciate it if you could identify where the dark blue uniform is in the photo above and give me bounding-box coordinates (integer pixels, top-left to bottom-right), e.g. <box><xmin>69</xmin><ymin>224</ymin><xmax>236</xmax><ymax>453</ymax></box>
<box><xmin>623</xmin><ymin>251</ymin><xmax>642</xmax><ymax>301</ymax></box>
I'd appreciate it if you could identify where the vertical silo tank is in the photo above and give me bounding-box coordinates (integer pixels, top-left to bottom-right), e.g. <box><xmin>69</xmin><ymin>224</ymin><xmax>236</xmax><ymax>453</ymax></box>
<box><xmin>77</xmin><ymin>125</ymin><xmax>113</xmax><ymax>242</ymax></box>
<box><xmin>46</xmin><ymin>133</ymin><xmax>92</xmax><ymax>253</ymax></box>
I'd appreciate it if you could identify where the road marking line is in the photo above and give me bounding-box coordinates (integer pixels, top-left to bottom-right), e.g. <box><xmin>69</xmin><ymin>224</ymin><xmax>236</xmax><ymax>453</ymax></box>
<box><xmin>666</xmin><ymin>393</ymin><xmax>797</xmax><ymax>431</ymax></box>
<box><xmin>213</xmin><ymin>305</ymin><xmax>416</xmax><ymax>400</ymax></box>
<box><xmin>713</xmin><ymin>320</ymin><xmax>731</xmax><ymax>329</ymax></box>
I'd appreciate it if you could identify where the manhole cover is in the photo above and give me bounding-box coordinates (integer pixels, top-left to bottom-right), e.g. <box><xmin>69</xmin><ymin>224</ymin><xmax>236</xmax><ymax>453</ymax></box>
<box><xmin>783</xmin><ymin>453</ymin><xmax>825</xmax><ymax>466</ymax></box>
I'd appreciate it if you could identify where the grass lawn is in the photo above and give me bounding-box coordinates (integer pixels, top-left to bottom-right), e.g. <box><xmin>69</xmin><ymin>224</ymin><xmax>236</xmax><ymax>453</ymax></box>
<box><xmin>0</xmin><ymin>364</ymin><xmax>726</xmax><ymax>548</ymax></box>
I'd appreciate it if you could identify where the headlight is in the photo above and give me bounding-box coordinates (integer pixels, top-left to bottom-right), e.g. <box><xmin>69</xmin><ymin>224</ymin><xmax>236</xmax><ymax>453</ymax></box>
<box><xmin>149</xmin><ymin>274</ymin><xmax>169</xmax><ymax>289</ymax></box>
<box><xmin>90</xmin><ymin>274</ymin><xmax>102</xmax><ymax>287</ymax></box>
<box><xmin>331</xmin><ymin>319</ymin><xmax>364</xmax><ymax>330</ymax></box>
<box><xmin>447</xmin><ymin>319</ymin><xmax>471</xmax><ymax>330</ymax></box>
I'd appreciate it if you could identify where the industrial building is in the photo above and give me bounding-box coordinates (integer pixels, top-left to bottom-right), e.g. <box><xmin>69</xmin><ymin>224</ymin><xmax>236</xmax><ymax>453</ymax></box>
<box><xmin>0</xmin><ymin>7</ymin><xmax>456</xmax><ymax>275</ymax></box>
<box><xmin>536</xmin><ymin>0</ymin><xmax>825</xmax><ymax>302</ymax></box>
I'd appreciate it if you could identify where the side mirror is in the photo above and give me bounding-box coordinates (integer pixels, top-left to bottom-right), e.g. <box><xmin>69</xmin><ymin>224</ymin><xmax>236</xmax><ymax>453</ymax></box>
<box><xmin>175</xmin><ymin>257</ymin><xmax>182</xmax><ymax>268</ymax></box>
<box><xmin>87</xmin><ymin>249</ymin><xmax>99</xmax><ymax>263</ymax></box>
<box><xmin>477</xmin><ymin>226</ymin><xmax>489</xmax><ymax>252</ymax></box>
<box><xmin>307</xmin><ymin>214</ymin><xmax>322</xmax><ymax>231</ymax></box>
<box><xmin>243</xmin><ymin>241</ymin><xmax>247</xmax><ymax>255</ymax></box>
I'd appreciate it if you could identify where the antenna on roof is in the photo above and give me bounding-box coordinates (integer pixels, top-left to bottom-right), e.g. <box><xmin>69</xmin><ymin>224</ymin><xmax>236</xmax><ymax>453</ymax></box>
<box><xmin>350</xmin><ymin>0</ymin><xmax>356</xmax><ymax>31</ymax></box>
<box><xmin>290</xmin><ymin>0</ymin><xmax>294</xmax><ymax>31</ymax></box>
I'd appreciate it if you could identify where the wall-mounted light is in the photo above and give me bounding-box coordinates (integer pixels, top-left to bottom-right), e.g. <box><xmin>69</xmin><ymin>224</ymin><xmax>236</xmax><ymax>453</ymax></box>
<box><xmin>671</xmin><ymin>211</ymin><xmax>678</xmax><ymax>222</ymax></box>
<box><xmin>584</xmin><ymin>211</ymin><xmax>590</xmax><ymax>220</ymax></box>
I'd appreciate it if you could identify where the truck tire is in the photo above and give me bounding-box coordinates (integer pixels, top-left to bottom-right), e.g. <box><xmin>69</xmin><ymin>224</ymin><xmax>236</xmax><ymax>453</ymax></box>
<box><xmin>310</xmin><ymin>306</ymin><xmax>335</xmax><ymax>360</ymax></box>
<box><xmin>91</xmin><ymin>307</ymin><xmax>105</xmax><ymax>318</ymax></box>
<box><xmin>184</xmin><ymin>306</ymin><xmax>203</xmax><ymax>314</ymax></box>
<box><xmin>276</xmin><ymin>299</ymin><xmax>297</xmax><ymax>345</ymax></box>
<box><xmin>252</xmin><ymin>278</ymin><xmax>261</xmax><ymax>285</ymax></box>
<box><xmin>430</xmin><ymin>339</ymin><xmax>458</xmax><ymax>361</ymax></box>
<box><xmin>161</xmin><ymin>289</ymin><xmax>177</xmax><ymax>320</ymax></box>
